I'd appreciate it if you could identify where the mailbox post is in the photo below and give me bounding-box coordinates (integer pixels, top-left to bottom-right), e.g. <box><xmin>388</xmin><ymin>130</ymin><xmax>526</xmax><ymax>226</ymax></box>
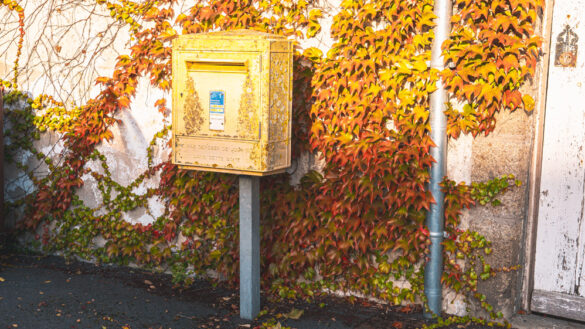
<box><xmin>172</xmin><ymin>30</ymin><xmax>293</xmax><ymax>320</ymax></box>
<box><xmin>239</xmin><ymin>175</ymin><xmax>260</xmax><ymax>318</ymax></box>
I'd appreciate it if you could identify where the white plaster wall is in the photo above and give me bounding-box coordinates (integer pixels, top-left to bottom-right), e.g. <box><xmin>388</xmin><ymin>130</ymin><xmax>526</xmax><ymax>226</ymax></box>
<box><xmin>0</xmin><ymin>0</ymin><xmax>130</xmax><ymax>105</ymax></box>
<box><xmin>0</xmin><ymin>0</ymin><xmax>168</xmax><ymax>231</ymax></box>
<box><xmin>447</xmin><ymin>134</ymin><xmax>473</xmax><ymax>184</ymax></box>
<box><xmin>0</xmin><ymin>0</ymin><xmax>342</xmax><ymax>206</ymax></box>
<box><xmin>300</xmin><ymin>0</ymin><xmax>339</xmax><ymax>51</ymax></box>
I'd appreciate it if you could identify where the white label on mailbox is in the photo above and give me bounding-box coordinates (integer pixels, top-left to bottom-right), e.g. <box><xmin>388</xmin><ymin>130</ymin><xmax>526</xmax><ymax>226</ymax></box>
<box><xmin>209</xmin><ymin>90</ymin><xmax>225</xmax><ymax>131</ymax></box>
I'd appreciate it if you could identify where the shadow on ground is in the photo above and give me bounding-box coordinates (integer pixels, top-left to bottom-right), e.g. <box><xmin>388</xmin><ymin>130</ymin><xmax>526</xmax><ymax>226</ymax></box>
<box><xmin>0</xmin><ymin>243</ymin><xmax>492</xmax><ymax>329</ymax></box>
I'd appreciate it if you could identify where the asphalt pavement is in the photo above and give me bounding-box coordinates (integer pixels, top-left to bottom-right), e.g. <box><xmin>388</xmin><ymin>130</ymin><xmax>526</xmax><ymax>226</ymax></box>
<box><xmin>2</xmin><ymin>251</ymin><xmax>582</xmax><ymax>329</ymax></box>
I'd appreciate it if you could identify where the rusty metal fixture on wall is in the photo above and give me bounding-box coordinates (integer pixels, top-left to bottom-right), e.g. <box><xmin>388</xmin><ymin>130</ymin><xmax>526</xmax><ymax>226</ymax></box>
<box><xmin>555</xmin><ymin>24</ymin><xmax>578</xmax><ymax>68</ymax></box>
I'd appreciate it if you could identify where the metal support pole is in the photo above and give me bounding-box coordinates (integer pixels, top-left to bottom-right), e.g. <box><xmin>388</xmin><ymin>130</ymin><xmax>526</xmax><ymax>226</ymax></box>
<box><xmin>425</xmin><ymin>0</ymin><xmax>452</xmax><ymax>319</ymax></box>
<box><xmin>239</xmin><ymin>175</ymin><xmax>260</xmax><ymax>320</ymax></box>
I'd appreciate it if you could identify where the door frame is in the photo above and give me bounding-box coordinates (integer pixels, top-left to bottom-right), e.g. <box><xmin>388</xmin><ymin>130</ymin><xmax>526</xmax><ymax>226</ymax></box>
<box><xmin>520</xmin><ymin>0</ymin><xmax>559</xmax><ymax>313</ymax></box>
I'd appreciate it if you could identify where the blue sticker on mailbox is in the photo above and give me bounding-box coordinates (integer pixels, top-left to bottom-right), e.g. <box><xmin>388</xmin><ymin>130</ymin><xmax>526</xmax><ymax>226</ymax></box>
<box><xmin>209</xmin><ymin>91</ymin><xmax>225</xmax><ymax>131</ymax></box>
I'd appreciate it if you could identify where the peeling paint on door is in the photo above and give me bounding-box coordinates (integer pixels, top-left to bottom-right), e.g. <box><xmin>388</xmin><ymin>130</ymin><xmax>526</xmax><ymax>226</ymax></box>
<box><xmin>532</xmin><ymin>1</ymin><xmax>585</xmax><ymax>321</ymax></box>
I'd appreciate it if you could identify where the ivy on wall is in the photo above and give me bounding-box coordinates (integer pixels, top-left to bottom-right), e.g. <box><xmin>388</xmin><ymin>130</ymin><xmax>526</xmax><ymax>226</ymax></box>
<box><xmin>0</xmin><ymin>0</ymin><xmax>542</xmax><ymax>319</ymax></box>
<box><xmin>443</xmin><ymin>0</ymin><xmax>541</xmax><ymax>137</ymax></box>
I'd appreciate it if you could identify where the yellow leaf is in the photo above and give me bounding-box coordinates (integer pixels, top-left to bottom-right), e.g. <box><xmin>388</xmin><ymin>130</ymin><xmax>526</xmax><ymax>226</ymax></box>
<box><xmin>0</xmin><ymin>277</ymin><xmax>4</xmax><ymax>282</ymax></box>
<box><xmin>522</xmin><ymin>94</ymin><xmax>535</xmax><ymax>112</ymax></box>
<box><xmin>303</xmin><ymin>47</ymin><xmax>323</xmax><ymax>62</ymax></box>
<box><xmin>285</xmin><ymin>308</ymin><xmax>304</xmax><ymax>320</ymax></box>
<box><xmin>378</xmin><ymin>69</ymin><xmax>393</xmax><ymax>83</ymax></box>
<box><xmin>338</xmin><ymin>132</ymin><xmax>353</xmax><ymax>144</ymax></box>
<box><xmin>341</xmin><ymin>0</ymin><xmax>357</xmax><ymax>8</ymax></box>
<box><xmin>307</xmin><ymin>22</ymin><xmax>321</xmax><ymax>38</ymax></box>
<box><xmin>413</xmin><ymin>60</ymin><xmax>427</xmax><ymax>72</ymax></box>
<box><xmin>308</xmin><ymin>9</ymin><xmax>322</xmax><ymax>20</ymax></box>
<box><xmin>379</xmin><ymin>262</ymin><xmax>390</xmax><ymax>273</ymax></box>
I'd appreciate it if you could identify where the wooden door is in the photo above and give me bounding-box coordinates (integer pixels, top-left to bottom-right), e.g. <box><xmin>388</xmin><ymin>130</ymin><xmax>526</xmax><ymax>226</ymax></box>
<box><xmin>532</xmin><ymin>1</ymin><xmax>585</xmax><ymax>321</ymax></box>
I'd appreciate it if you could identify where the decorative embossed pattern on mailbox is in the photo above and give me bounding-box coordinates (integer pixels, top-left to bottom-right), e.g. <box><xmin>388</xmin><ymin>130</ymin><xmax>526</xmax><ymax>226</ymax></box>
<box><xmin>172</xmin><ymin>30</ymin><xmax>293</xmax><ymax>176</ymax></box>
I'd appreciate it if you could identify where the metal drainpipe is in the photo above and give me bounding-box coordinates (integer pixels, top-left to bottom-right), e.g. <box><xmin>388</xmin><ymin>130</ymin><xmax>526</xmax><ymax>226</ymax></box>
<box><xmin>424</xmin><ymin>0</ymin><xmax>452</xmax><ymax>318</ymax></box>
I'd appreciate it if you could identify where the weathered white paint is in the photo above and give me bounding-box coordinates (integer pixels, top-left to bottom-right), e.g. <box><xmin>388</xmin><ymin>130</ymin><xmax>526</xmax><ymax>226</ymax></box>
<box><xmin>531</xmin><ymin>289</ymin><xmax>585</xmax><ymax>322</ymax></box>
<box><xmin>533</xmin><ymin>0</ymin><xmax>585</xmax><ymax>316</ymax></box>
<box><xmin>447</xmin><ymin>133</ymin><xmax>472</xmax><ymax>184</ymax></box>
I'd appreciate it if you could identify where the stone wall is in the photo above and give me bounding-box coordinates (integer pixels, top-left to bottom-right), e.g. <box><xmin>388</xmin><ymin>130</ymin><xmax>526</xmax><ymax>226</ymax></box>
<box><xmin>445</xmin><ymin>77</ymin><xmax>542</xmax><ymax>317</ymax></box>
<box><xmin>469</xmin><ymin>109</ymin><xmax>535</xmax><ymax>317</ymax></box>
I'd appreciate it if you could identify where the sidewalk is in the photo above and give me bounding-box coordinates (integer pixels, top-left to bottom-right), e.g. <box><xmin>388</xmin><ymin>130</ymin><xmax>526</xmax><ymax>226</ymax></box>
<box><xmin>1</xmin><ymin>251</ymin><xmax>584</xmax><ymax>329</ymax></box>
<box><xmin>510</xmin><ymin>314</ymin><xmax>585</xmax><ymax>329</ymax></box>
<box><xmin>0</xmin><ymin>252</ymin><xmax>429</xmax><ymax>329</ymax></box>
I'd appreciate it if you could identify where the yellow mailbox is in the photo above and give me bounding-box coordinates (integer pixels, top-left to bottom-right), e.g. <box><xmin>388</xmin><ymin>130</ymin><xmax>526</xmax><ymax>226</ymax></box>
<box><xmin>171</xmin><ymin>30</ymin><xmax>293</xmax><ymax>176</ymax></box>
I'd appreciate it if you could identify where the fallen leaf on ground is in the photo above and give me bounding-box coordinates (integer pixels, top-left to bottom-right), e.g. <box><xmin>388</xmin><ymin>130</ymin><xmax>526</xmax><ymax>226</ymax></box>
<box><xmin>144</xmin><ymin>280</ymin><xmax>153</xmax><ymax>285</ymax></box>
<box><xmin>391</xmin><ymin>321</ymin><xmax>403</xmax><ymax>328</ymax></box>
<box><xmin>0</xmin><ymin>277</ymin><xmax>5</xmax><ymax>282</ymax></box>
<box><xmin>397</xmin><ymin>304</ymin><xmax>419</xmax><ymax>314</ymax></box>
<box><xmin>285</xmin><ymin>308</ymin><xmax>303</xmax><ymax>320</ymax></box>
<box><xmin>238</xmin><ymin>325</ymin><xmax>250</xmax><ymax>328</ymax></box>
<box><xmin>176</xmin><ymin>313</ymin><xmax>198</xmax><ymax>320</ymax></box>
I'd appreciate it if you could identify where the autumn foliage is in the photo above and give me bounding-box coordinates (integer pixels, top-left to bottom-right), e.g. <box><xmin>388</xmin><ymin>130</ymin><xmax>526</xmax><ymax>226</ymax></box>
<box><xmin>1</xmin><ymin>0</ymin><xmax>542</xmax><ymax>315</ymax></box>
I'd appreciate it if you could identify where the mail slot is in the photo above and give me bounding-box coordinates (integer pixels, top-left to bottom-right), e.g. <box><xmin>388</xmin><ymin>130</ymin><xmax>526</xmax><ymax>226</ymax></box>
<box><xmin>171</xmin><ymin>30</ymin><xmax>293</xmax><ymax>176</ymax></box>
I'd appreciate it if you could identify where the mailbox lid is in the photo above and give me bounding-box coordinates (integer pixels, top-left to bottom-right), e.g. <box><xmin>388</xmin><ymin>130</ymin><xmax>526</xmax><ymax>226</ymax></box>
<box><xmin>172</xmin><ymin>30</ymin><xmax>292</xmax><ymax>53</ymax></box>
